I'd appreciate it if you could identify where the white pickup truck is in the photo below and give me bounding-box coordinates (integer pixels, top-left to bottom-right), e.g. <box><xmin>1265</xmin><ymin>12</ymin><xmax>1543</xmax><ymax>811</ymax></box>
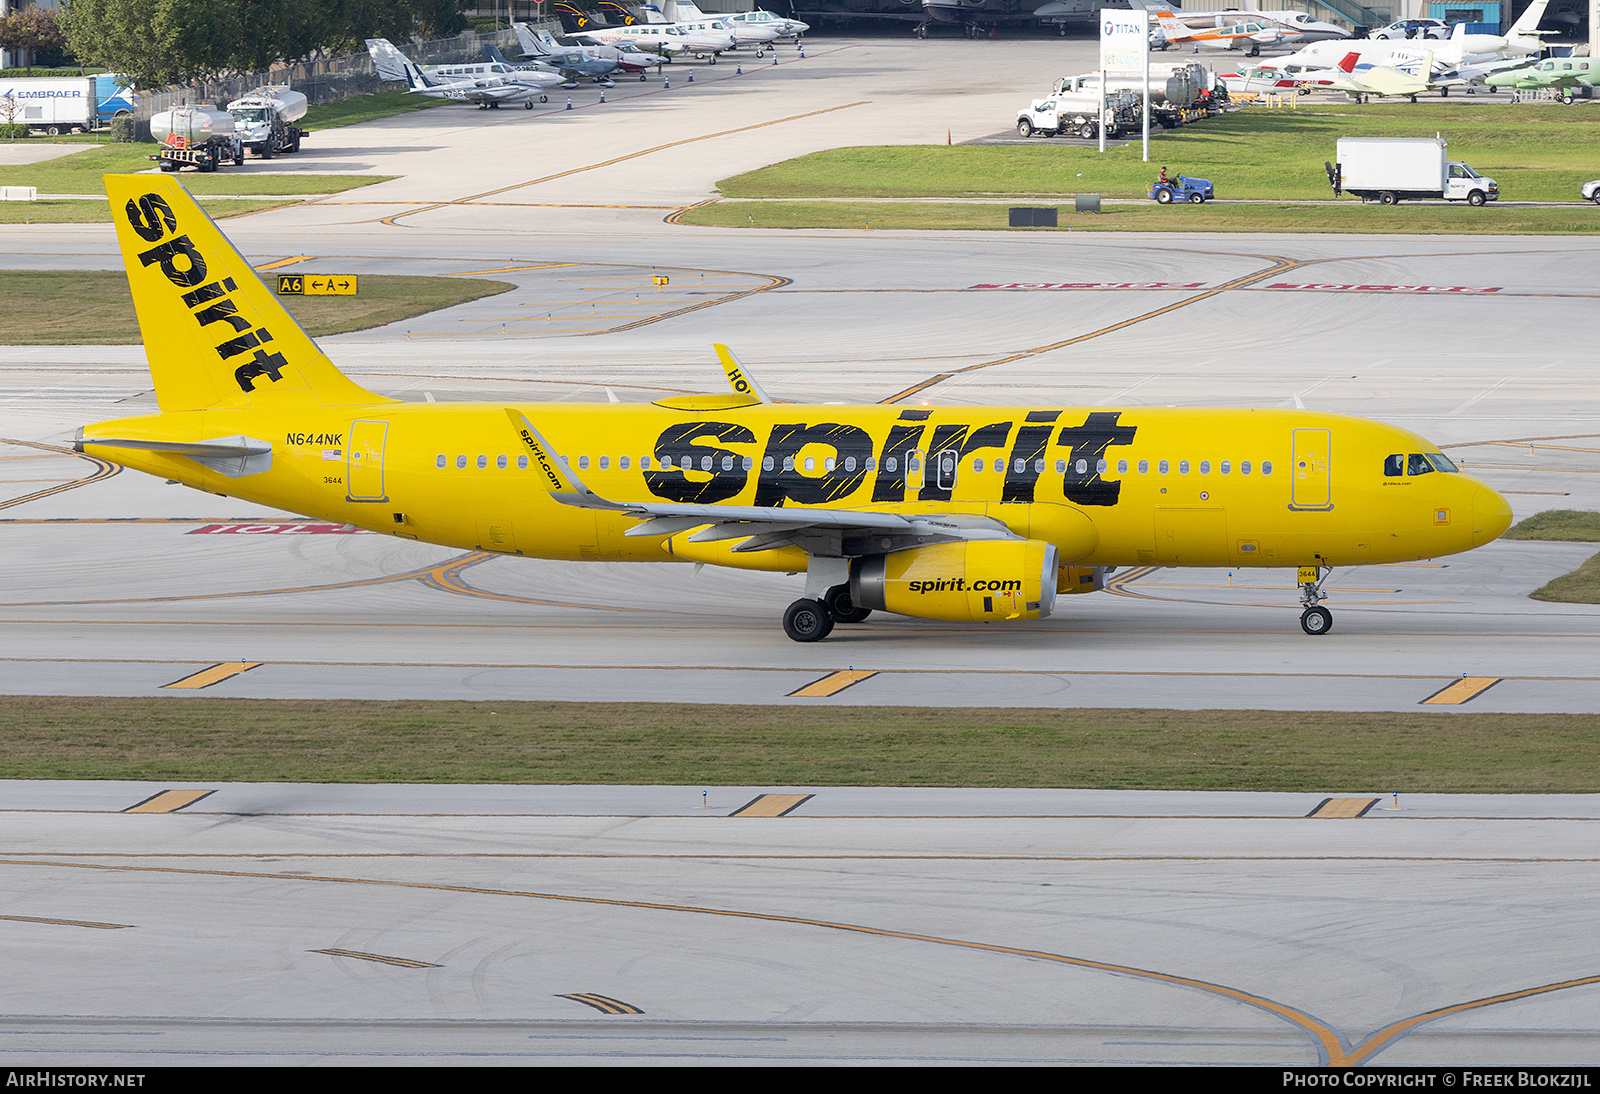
<box><xmin>1016</xmin><ymin>91</ymin><xmax>1138</xmax><ymax>140</ymax></box>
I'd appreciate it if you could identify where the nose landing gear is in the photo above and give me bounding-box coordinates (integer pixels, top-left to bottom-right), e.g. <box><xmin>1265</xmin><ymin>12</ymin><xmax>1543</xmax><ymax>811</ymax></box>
<box><xmin>1298</xmin><ymin>564</ymin><xmax>1333</xmax><ymax>635</ymax></box>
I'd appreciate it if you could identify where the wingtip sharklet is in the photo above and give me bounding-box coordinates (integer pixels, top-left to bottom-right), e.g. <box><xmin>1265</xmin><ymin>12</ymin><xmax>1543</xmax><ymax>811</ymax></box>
<box><xmin>713</xmin><ymin>344</ymin><xmax>772</xmax><ymax>404</ymax></box>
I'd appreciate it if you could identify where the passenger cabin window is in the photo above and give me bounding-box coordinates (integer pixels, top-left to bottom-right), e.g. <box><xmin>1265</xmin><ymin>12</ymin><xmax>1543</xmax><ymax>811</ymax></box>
<box><xmin>456</xmin><ymin>455</ymin><xmax>467</xmax><ymax>469</ymax></box>
<box><xmin>497</xmin><ymin>455</ymin><xmax>508</xmax><ymax>469</ymax></box>
<box><xmin>1384</xmin><ymin>454</ymin><xmax>1404</xmax><ymax>477</ymax></box>
<box><xmin>477</xmin><ymin>455</ymin><xmax>488</xmax><ymax>469</ymax></box>
<box><xmin>436</xmin><ymin>455</ymin><xmax>446</xmax><ymax>469</ymax></box>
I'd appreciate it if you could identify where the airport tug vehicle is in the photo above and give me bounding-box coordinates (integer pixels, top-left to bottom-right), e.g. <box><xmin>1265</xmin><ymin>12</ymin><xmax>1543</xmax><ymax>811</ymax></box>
<box><xmin>1149</xmin><ymin>173</ymin><xmax>1214</xmax><ymax>204</ymax></box>
<box><xmin>78</xmin><ymin>175</ymin><xmax>1513</xmax><ymax>642</ymax></box>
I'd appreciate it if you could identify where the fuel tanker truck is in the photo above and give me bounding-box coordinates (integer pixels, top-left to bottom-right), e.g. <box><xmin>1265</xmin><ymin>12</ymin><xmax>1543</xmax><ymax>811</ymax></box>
<box><xmin>148</xmin><ymin>106</ymin><xmax>243</xmax><ymax>172</ymax></box>
<box><xmin>227</xmin><ymin>86</ymin><xmax>307</xmax><ymax>159</ymax></box>
<box><xmin>1053</xmin><ymin>60</ymin><xmax>1208</xmax><ymax>128</ymax></box>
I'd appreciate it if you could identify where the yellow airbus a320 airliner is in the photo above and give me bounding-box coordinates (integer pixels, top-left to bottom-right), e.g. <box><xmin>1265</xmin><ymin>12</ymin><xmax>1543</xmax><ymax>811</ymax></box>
<box><xmin>79</xmin><ymin>175</ymin><xmax>1513</xmax><ymax>641</ymax></box>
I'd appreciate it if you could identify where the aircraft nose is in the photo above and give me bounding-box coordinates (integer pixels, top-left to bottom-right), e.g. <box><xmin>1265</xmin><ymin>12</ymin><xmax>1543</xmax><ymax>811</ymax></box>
<box><xmin>1472</xmin><ymin>481</ymin><xmax>1513</xmax><ymax>546</ymax></box>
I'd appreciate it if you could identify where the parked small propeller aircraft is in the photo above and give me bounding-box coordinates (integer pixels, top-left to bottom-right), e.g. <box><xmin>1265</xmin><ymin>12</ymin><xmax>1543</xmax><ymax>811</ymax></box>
<box><xmin>365</xmin><ymin>39</ymin><xmax>553</xmax><ymax>107</ymax></box>
<box><xmin>1485</xmin><ymin>55</ymin><xmax>1599</xmax><ymax>102</ymax></box>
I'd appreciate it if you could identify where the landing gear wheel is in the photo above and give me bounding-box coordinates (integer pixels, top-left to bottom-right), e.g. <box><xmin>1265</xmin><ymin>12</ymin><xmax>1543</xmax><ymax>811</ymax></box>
<box><xmin>709</xmin><ymin>53</ymin><xmax>717</xmax><ymax>64</ymax></box>
<box><xmin>823</xmin><ymin>584</ymin><xmax>871</xmax><ymax>625</ymax></box>
<box><xmin>783</xmin><ymin>599</ymin><xmax>834</xmax><ymax>642</ymax></box>
<box><xmin>525</xmin><ymin>100</ymin><xmax>535</xmax><ymax>109</ymax></box>
<box><xmin>540</xmin><ymin>94</ymin><xmax>549</xmax><ymax>102</ymax></box>
<box><xmin>1300</xmin><ymin>606</ymin><xmax>1333</xmax><ymax>635</ymax></box>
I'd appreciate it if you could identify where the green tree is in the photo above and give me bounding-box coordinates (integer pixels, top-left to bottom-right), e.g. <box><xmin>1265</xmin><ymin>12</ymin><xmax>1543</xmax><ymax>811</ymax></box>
<box><xmin>62</xmin><ymin>0</ymin><xmax>469</xmax><ymax>84</ymax></box>
<box><xmin>1</xmin><ymin>5</ymin><xmax>69</xmax><ymax>75</ymax></box>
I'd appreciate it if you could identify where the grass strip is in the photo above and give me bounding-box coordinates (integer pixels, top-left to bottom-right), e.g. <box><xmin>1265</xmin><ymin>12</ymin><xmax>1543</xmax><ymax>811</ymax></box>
<box><xmin>0</xmin><ymin>198</ymin><xmax>295</xmax><ymax>225</ymax></box>
<box><xmin>0</xmin><ymin>145</ymin><xmax>389</xmax><ymax>197</ymax></box>
<box><xmin>1532</xmin><ymin>550</ymin><xmax>1600</xmax><ymax>604</ymax></box>
<box><xmin>682</xmin><ymin>198</ymin><xmax>1600</xmax><ymax>235</ymax></box>
<box><xmin>0</xmin><ymin>697</ymin><xmax>1595</xmax><ymax>791</ymax></box>
<box><xmin>0</xmin><ymin>271</ymin><xmax>513</xmax><ymax>344</ymax></box>
<box><xmin>1504</xmin><ymin>511</ymin><xmax>1600</xmax><ymax>604</ymax></box>
<box><xmin>1505</xmin><ymin>509</ymin><xmax>1600</xmax><ymax>542</ymax></box>
<box><xmin>719</xmin><ymin>104</ymin><xmax>1600</xmax><ymax>205</ymax></box>
<box><xmin>301</xmin><ymin>89</ymin><xmax>454</xmax><ymax>131</ymax></box>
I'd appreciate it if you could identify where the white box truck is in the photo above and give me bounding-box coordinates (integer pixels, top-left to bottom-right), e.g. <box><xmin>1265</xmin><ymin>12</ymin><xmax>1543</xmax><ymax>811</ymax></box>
<box><xmin>1329</xmin><ymin>137</ymin><xmax>1499</xmax><ymax>206</ymax></box>
<box><xmin>0</xmin><ymin>76</ymin><xmax>136</xmax><ymax>134</ymax></box>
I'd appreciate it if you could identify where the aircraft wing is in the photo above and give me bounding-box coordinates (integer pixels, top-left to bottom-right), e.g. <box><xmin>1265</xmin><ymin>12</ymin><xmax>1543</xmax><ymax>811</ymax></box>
<box><xmin>506</xmin><ymin>410</ymin><xmax>1017</xmax><ymax>556</ymax></box>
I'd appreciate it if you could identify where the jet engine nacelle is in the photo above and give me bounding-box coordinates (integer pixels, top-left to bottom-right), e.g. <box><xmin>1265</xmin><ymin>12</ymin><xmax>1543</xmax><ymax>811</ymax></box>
<box><xmin>851</xmin><ymin>539</ymin><xmax>1058</xmax><ymax>622</ymax></box>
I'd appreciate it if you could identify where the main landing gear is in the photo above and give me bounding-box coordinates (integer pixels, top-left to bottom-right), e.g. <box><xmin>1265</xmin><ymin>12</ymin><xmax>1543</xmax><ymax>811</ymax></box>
<box><xmin>1298</xmin><ymin>564</ymin><xmax>1333</xmax><ymax>635</ymax></box>
<box><xmin>783</xmin><ymin>583</ymin><xmax>872</xmax><ymax>642</ymax></box>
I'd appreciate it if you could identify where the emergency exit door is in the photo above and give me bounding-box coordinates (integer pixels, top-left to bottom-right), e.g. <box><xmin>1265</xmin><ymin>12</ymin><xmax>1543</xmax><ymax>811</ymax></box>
<box><xmin>1289</xmin><ymin>428</ymin><xmax>1333</xmax><ymax>511</ymax></box>
<box><xmin>347</xmin><ymin>420</ymin><xmax>388</xmax><ymax>502</ymax></box>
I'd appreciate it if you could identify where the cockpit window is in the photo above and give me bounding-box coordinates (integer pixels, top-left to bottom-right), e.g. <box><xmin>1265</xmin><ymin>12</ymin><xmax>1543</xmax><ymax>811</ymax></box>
<box><xmin>1384</xmin><ymin>454</ymin><xmax>1404</xmax><ymax>477</ymax></box>
<box><xmin>1407</xmin><ymin>453</ymin><xmax>1435</xmax><ymax>476</ymax></box>
<box><xmin>1426</xmin><ymin>452</ymin><xmax>1458</xmax><ymax>473</ymax></box>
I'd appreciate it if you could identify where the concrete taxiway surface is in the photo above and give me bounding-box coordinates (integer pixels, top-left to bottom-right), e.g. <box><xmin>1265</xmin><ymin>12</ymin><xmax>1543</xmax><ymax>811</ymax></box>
<box><xmin>2</xmin><ymin>37</ymin><xmax>1599</xmax><ymax>1066</ymax></box>
<box><xmin>3</xmin><ymin>780</ymin><xmax>1598</xmax><ymax>1066</ymax></box>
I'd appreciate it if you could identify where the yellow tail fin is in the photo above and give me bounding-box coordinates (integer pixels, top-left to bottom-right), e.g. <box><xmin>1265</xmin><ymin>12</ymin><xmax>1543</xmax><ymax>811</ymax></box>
<box><xmin>106</xmin><ymin>174</ymin><xmax>390</xmax><ymax>412</ymax></box>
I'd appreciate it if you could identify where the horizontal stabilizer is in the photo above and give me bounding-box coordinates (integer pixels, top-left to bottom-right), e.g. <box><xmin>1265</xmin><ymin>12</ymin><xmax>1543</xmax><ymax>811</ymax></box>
<box><xmin>76</xmin><ymin>431</ymin><xmax>273</xmax><ymax>477</ymax></box>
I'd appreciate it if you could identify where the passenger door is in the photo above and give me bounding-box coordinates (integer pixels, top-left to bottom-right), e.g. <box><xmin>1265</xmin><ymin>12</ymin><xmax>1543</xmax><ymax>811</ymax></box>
<box><xmin>347</xmin><ymin>419</ymin><xmax>388</xmax><ymax>503</ymax></box>
<box><xmin>1289</xmin><ymin>428</ymin><xmax>1333</xmax><ymax>511</ymax></box>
